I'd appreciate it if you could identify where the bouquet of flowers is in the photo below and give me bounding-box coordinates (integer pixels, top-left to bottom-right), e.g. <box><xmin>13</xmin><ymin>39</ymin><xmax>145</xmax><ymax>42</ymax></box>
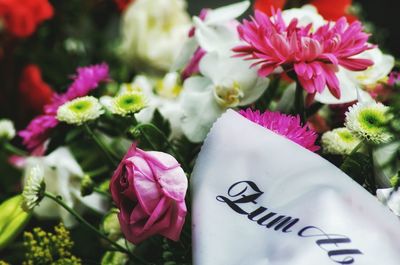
<box><xmin>0</xmin><ymin>0</ymin><xmax>399</xmax><ymax>264</ymax></box>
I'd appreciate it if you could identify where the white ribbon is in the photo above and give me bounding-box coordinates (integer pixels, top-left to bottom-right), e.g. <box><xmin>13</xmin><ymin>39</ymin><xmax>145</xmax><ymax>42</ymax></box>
<box><xmin>192</xmin><ymin>110</ymin><xmax>400</xmax><ymax>265</ymax></box>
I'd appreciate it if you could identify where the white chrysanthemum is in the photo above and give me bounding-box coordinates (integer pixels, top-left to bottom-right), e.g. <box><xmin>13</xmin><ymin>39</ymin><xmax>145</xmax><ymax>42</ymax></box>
<box><xmin>322</xmin><ymin>128</ymin><xmax>361</xmax><ymax>155</ymax></box>
<box><xmin>345</xmin><ymin>101</ymin><xmax>392</xmax><ymax>144</ymax></box>
<box><xmin>22</xmin><ymin>165</ymin><xmax>45</xmax><ymax>210</ymax></box>
<box><xmin>120</xmin><ymin>0</ymin><xmax>191</xmax><ymax>73</ymax></box>
<box><xmin>110</xmin><ymin>92</ymin><xmax>146</xmax><ymax>117</ymax></box>
<box><xmin>57</xmin><ymin>96</ymin><xmax>104</xmax><ymax>125</ymax></box>
<box><xmin>0</xmin><ymin>119</ymin><xmax>16</xmax><ymax>140</ymax></box>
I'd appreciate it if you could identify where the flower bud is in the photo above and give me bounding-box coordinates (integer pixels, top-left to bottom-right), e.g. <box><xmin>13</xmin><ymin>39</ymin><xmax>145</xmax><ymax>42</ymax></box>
<box><xmin>101</xmin><ymin>251</ymin><xmax>128</xmax><ymax>265</ymax></box>
<box><xmin>0</xmin><ymin>195</ymin><xmax>32</xmax><ymax>250</ymax></box>
<box><xmin>80</xmin><ymin>174</ymin><xmax>94</xmax><ymax>196</ymax></box>
<box><xmin>101</xmin><ymin>209</ymin><xmax>122</xmax><ymax>241</ymax></box>
<box><xmin>0</xmin><ymin>120</ymin><xmax>15</xmax><ymax>141</ymax></box>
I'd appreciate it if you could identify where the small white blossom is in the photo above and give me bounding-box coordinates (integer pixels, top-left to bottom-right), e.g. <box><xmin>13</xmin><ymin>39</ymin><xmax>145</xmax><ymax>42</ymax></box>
<box><xmin>57</xmin><ymin>96</ymin><xmax>104</xmax><ymax>125</ymax></box>
<box><xmin>22</xmin><ymin>165</ymin><xmax>45</xmax><ymax>210</ymax></box>
<box><xmin>345</xmin><ymin>101</ymin><xmax>392</xmax><ymax>144</ymax></box>
<box><xmin>0</xmin><ymin>119</ymin><xmax>16</xmax><ymax>140</ymax></box>
<box><xmin>19</xmin><ymin>147</ymin><xmax>107</xmax><ymax>227</ymax></box>
<box><xmin>322</xmin><ymin>128</ymin><xmax>361</xmax><ymax>155</ymax></box>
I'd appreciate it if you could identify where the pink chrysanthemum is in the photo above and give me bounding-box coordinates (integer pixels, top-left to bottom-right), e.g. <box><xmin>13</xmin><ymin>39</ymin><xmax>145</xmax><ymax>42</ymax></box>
<box><xmin>19</xmin><ymin>63</ymin><xmax>110</xmax><ymax>150</ymax></box>
<box><xmin>19</xmin><ymin>115</ymin><xmax>58</xmax><ymax>150</ymax></box>
<box><xmin>233</xmin><ymin>10</ymin><xmax>374</xmax><ymax>100</ymax></box>
<box><xmin>239</xmin><ymin>108</ymin><xmax>320</xmax><ymax>152</ymax></box>
<box><xmin>45</xmin><ymin>63</ymin><xmax>110</xmax><ymax>115</ymax></box>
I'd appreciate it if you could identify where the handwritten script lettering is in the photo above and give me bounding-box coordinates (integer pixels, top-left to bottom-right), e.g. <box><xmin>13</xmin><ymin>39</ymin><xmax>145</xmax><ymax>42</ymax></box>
<box><xmin>216</xmin><ymin>181</ymin><xmax>363</xmax><ymax>264</ymax></box>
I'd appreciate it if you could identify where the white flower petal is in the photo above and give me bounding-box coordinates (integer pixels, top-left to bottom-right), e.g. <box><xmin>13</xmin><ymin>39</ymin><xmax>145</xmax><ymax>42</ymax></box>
<box><xmin>194</xmin><ymin>17</ymin><xmax>239</xmax><ymax>54</ymax></box>
<box><xmin>282</xmin><ymin>5</ymin><xmax>325</xmax><ymax>28</ymax></box>
<box><xmin>171</xmin><ymin>35</ymin><xmax>201</xmax><ymax>71</ymax></box>
<box><xmin>349</xmin><ymin>48</ymin><xmax>395</xmax><ymax>86</ymax></box>
<box><xmin>315</xmin><ymin>69</ymin><xmax>371</xmax><ymax>104</ymax></box>
<box><xmin>204</xmin><ymin>1</ymin><xmax>250</xmax><ymax>25</ymax></box>
<box><xmin>181</xmin><ymin>77</ymin><xmax>221</xmax><ymax>142</ymax></box>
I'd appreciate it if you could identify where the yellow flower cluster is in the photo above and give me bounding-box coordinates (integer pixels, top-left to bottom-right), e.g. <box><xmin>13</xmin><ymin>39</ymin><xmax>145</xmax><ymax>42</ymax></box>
<box><xmin>22</xmin><ymin>223</ymin><xmax>81</xmax><ymax>265</ymax></box>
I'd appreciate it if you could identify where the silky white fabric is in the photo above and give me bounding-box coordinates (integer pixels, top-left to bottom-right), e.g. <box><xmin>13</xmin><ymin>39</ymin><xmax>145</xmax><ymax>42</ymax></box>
<box><xmin>192</xmin><ymin>110</ymin><xmax>400</xmax><ymax>265</ymax></box>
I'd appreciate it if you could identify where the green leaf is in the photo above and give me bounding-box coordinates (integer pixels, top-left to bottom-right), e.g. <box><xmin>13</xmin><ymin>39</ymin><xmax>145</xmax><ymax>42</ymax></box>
<box><xmin>341</xmin><ymin>153</ymin><xmax>373</xmax><ymax>186</ymax></box>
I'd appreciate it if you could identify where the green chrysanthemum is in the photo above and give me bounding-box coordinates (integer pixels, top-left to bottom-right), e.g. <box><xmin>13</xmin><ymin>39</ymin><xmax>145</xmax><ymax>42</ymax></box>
<box><xmin>345</xmin><ymin>101</ymin><xmax>392</xmax><ymax>144</ymax></box>
<box><xmin>22</xmin><ymin>165</ymin><xmax>45</xmax><ymax>211</ymax></box>
<box><xmin>111</xmin><ymin>92</ymin><xmax>146</xmax><ymax>116</ymax></box>
<box><xmin>0</xmin><ymin>119</ymin><xmax>15</xmax><ymax>141</ymax></box>
<box><xmin>322</xmin><ymin>128</ymin><xmax>361</xmax><ymax>155</ymax></box>
<box><xmin>57</xmin><ymin>96</ymin><xmax>104</xmax><ymax>125</ymax></box>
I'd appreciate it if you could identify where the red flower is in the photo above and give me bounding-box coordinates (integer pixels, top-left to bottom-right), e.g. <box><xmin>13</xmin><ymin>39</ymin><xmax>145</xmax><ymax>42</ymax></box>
<box><xmin>114</xmin><ymin>0</ymin><xmax>134</xmax><ymax>12</ymax></box>
<box><xmin>0</xmin><ymin>0</ymin><xmax>53</xmax><ymax>38</ymax></box>
<box><xmin>19</xmin><ymin>64</ymin><xmax>54</xmax><ymax>113</ymax></box>
<box><xmin>254</xmin><ymin>0</ymin><xmax>286</xmax><ymax>16</ymax></box>
<box><xmin>254</xmin><ymin>0</ymin><xmax>356</xmax><ymax>21</ymax></box>
<box><xmin>311</xmin><ymin>0</ymin><xmax>356</xmax><ymax>22</ymax></box>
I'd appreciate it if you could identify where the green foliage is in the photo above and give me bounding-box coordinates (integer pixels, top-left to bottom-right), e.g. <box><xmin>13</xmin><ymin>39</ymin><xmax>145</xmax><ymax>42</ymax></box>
<box><xmin>341</xmin><ymin>152</ymin><xmax>373</xmax><ymax>188</ymax></box>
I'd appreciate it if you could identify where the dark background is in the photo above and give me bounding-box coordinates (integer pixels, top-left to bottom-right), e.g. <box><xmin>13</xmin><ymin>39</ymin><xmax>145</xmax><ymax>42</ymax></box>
<box><xmin>187</xmin><ymin>0</ymin><xmax>400</xmax><ymax>57</ymax></box>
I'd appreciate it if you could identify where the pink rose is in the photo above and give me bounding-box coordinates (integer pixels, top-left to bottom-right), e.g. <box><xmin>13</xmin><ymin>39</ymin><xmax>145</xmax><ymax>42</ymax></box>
<box><xmin>110</xmin><ymin>144</ymin><xmax>188</xmax><ymax>244</ymax></box>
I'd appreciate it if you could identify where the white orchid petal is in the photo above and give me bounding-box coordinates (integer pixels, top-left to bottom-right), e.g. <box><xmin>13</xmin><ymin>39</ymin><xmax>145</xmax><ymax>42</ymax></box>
<box><xmin>352</xmin><ymin>52</ymin><xmax>395</xmax><ymax>86</ymax></box>
<box><xmin>181</xmin><ymin>77</ymin><xmax>221</xmax><ymax>142</ymax></box>
<box><xmin>239</xmin><ymin>77</ymin><xmax>270</xmax><ymax>106</ymax></box>
<box><xmin>194</xmin><ymin>17</ymin><xmax>239</xmax><ymax>54</ymax></box>
<box><xmin>172</xmin><ymin>35</ymin><xmax>201</xmax><ymax>72</ymax></box>
<box><xmin>315</xmin><ymin>69</ymin><xmax>371</xmax><ymax>104</ymax></box>
<box><xmin>204</xmin><ymin>1</ymin><xmax>250</xmax><ymax>25</ymax></box>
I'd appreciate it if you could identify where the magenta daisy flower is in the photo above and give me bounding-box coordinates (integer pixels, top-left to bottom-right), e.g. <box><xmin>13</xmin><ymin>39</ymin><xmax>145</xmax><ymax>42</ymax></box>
<box><xmin>19</xmin><ymin>115</ymin><xmax>58</xmax><ymax>150</ymax></box>
<box><xmin>233</xmin><ymin>10</ymin><xmax>373</xmax><ymax>100</ymax></box>
<box><xmin>239</xmin><ymin>108</ymin><xmax>320</xmax><ymax>152</ymax></box>
<box><xmin>19</xmin><ymin>63</ymin><xmax>110</xmax><ymax>150</ymax></box>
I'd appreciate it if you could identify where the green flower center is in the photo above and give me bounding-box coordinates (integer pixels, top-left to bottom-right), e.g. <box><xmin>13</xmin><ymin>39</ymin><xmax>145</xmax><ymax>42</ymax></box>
<box><xmin>338</xmin><ymin>130</ymin><xmax>355</xmax><ymax>143</ymax></box>
<box><xmin>68</xmin><ymin>100</ymin><xmax>92</xmax><ymax>113</ymax></box>
<box><xmin>117</xmin><ymin>94</ymin><xmax>140</xmax><ymax>109</ymax></box>
<box><xmin>358</xmin><ymin>109</ymin><xmax>387</xmax><ymax>131</ymax></box>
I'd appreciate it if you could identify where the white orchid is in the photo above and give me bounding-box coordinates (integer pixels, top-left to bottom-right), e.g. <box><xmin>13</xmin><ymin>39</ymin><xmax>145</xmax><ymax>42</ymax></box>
<box><xmin>348</xmin><ymin>48</ymin><xmax>395</xmax><ymax>86</ymax></box>
<box><xmin>180</xmin><ymin>52</ymin><xmax>270</xmax><ymax>142</ymax></box>
<box><xmin>315</xmin><ymin>47</ymin><xmax>394</xmax><ymax>104</ymax></box>
<box><xmin>21</xmin><ymin>147</ymin><xmax>106</xmax><ymax>227</ymax></box>
<box><xmin>173</xmin><ymin>1</ymin><xmax>250</xmax><ymax>71</ymax></box>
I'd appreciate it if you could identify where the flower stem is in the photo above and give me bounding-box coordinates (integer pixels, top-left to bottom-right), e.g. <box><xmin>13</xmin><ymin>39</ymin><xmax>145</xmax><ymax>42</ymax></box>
<box><xmin>93</xmin><ymin>187</ymin><xmax>111</xmax><ymax>198</ymax></box>
<box><xmin>44</xmin><ymin>192</ymin><xmax>152</xmax><ymax>265</ymax></box>
<box><xmin>3</xmin><ymin>142</ymin><xmax>27</xmax><ymax>156</ymax></box>
<box><xmin>368</xmin><ymin>146</ymin><xmax>377</xmax><ymax>195</ymax></box>
<box><xmin>294</xmin><ymin>80</ymin><xmax>306</xmax><ymax>124</ymax></box>
<box><xmin>85</xmin><ymin>165</ymin><xmax>109</xmax><ymax>177</ymax></box>
<box><xmin>340</xmin><ymin>141</ymin><xmax>364</xmax><ymax>171</ymax></box>
<box><xmin>350</xmin><ymin>141</ymin><xmax>364</xmax><ymax>156</ymax></box>
<box><xmin>256</xmin><ymin>76</ymin><xmax>280</xmax><ymax>110</ymax></box>
<box><xmin>84</xmin><ymin>125</ymin><xmax>118</xmax><ymax>167</ymax></box>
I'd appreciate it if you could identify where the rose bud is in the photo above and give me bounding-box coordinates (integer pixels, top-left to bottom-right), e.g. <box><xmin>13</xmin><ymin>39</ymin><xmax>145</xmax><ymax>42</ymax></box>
<box><xmin>110</xmin><ymin>144</ymin><xmax>188</xmax><ymax>244</ymax></box>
